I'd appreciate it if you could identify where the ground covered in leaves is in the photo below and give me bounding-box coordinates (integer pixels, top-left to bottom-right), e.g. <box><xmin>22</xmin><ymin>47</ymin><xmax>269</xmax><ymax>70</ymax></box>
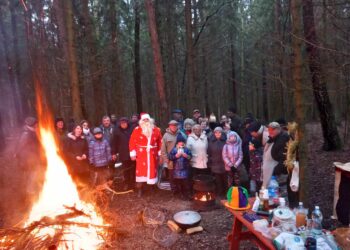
<box><xmin>0</xmin><ymin>122</ymin><xmax>348</xmax><ymax>249</ymax></box>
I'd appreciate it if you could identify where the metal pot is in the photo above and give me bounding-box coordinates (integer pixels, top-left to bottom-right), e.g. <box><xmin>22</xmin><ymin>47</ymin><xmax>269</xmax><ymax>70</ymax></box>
<box><xmin>173</xmin><ymin>210</ymin><xmax>201</xmax><ymax>229</ymax></box>
<box><xmin>193</xmin><ymin>174</ymin><xmax>216</xmax><ymax>192</ymax></box>
<box><xmin>193</xmin><ymin>174</ymin><xmax>215</xmax><ymax>185</ymax></box>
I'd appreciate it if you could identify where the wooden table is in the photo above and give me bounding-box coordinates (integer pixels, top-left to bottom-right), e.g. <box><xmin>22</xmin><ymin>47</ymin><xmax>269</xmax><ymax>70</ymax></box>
<box><xmin>222</xmin><ymin>199</ymin><xmax>276</xmax><ymax>250</ymax></box>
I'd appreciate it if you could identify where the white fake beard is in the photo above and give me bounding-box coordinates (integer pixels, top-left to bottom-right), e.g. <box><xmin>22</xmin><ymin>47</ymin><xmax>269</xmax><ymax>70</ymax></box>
<box><xmin>140</xmin><ymin>121</ymin><xmax>153</xmax><ymax>138</ymax></box>
<box><xmin>83</xmin><ymin>128</ymin><xmax>90</xmax><ymax>135</ymax></box>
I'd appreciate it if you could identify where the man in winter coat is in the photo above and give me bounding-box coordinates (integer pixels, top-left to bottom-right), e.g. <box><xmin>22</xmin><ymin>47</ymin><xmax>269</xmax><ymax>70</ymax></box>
<box><xmin>89</xmin><ymin>127</ymin><xmax>112</xmax><ymax>186</ymax></box>
<box><xmin>171</xmin><ymin>109</ymin><xmax>184</xmax><ymax>130</ymax></box>
<box><xmin>186</xmin><ymin>124</ymin><xmax>208</xmax><ymax>177</ymax></box>
<box><xmin>207</xmin><ymin>127</ymin><xmax>227</xmax><ymax>196</ymax></box>
<box><xmin>227</xmin><ymin>107</ymin><xmax>242</xmax><ymax>135</ymax></box>
<box><xmin>129</xmin><ymin>113</ymin><xmax>162</xmax><ymax>197</ymax></box>
<box><xmin>262</xmin><ymin>122</ymin><xmax>290</xmax><ymax>198</ymax></box>
<box><xmin>248</xmin><ymin>121</ymin><xmax>269</xmax><ymax>148</ymax></box>
<box><xmin>99</xmin><ymin>115</ymin><xmax>114</xmax><ymax>144</ymax></box>
<box><xmin>15</xmin><ymin>117</ymin><xmax>45</xmax><ymax>196</ymax></box>
<box><xmin>192</xmin><ymin>109</ymin><xmax>202</xmax><ymax>124</ymax></box>
<box><xmin>111</xmin><ymin>117</ymin><xmax>135</xmax><ymax>190</ymax></box>
<box><xmin>161</xmin><ymin>120</ymin><xmax>187</xmax><ymax>193</ymax></box>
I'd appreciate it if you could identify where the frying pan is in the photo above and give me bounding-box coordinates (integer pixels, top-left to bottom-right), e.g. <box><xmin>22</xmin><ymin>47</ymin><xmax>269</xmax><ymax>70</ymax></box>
<box><xmin>173</xmin><ymin>210</ymin><xmax>201</xmax><ymax>229</ymax></box>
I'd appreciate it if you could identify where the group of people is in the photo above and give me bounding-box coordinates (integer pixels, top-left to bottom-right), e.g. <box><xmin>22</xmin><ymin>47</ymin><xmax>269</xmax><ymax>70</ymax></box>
<box><xmin>160</xmin><ymin>108</ymin><xmax>296</xmax><ymax>204</ymax></box>
<box><xmin>15</xmin><ymin>107</ymin><xmax>298</xmax><ymax>206</ymax></box>
<box><xmin>12</xmin><ymin>107</ymin><xmax>350</xmax><ymax>228</ymax></box>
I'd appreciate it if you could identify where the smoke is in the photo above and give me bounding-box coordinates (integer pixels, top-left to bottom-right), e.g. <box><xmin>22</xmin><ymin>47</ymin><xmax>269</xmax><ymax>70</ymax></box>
<box><xmin>0</xmin><ymin>132</ymin><xmax>44</xmax><ymax>227</ymax></box>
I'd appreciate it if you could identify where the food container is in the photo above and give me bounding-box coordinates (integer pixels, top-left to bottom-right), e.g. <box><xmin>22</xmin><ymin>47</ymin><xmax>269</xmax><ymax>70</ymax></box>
<box><xmin>173</xmin><ymin>211</ymin><xmax>201</xmax><ymax>229</ymax></box>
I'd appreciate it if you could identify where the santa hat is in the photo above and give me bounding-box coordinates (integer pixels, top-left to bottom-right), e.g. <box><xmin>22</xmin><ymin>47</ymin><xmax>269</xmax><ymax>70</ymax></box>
<box><xmin>140</xmin><ymin>113</ymin><xmax>151</xmax><ymax>121</ymax></box>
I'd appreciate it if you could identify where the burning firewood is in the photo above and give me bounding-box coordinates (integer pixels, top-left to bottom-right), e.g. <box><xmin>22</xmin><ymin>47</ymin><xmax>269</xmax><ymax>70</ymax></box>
<box><xmin>0</xmin><ymin>207</ymin><xmax>129</xmax><ymax>249</ymax></box>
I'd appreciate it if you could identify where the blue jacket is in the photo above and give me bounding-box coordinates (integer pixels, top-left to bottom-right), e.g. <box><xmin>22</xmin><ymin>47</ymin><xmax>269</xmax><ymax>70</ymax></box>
<box><xmin>89</xmin><ymin>138</ymin><xmax>112</xmax><ymax>167</ymax></box>
<box><xmin>168</xmin><ymin>147</ymin><xmax>192</xmax><ymax>179</ymax></box>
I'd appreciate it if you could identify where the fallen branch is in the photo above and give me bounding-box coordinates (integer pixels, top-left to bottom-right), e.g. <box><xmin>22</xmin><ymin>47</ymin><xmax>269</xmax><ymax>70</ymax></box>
<box><xmin>96</xmin><ymin>181</ymin><xmax>134</xmax><ymax>195</ymax></box>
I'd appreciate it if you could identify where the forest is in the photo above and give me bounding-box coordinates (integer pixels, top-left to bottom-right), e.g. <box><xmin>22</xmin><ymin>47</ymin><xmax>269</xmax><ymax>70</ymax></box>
<box><xmin>0</xmin><ymin>1</ymin><xmax>349</xmax><ymax>248</ymax></box>
<box><xmin>0</xmin><ymin>0</ymin><xmax>349</xmax><ymax>147</ymax></box>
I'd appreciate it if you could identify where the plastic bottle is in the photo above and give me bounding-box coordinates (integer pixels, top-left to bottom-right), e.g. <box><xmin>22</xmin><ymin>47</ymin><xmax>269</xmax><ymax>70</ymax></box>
<box><xmin>311</xmin><ymin>206</ymin><xmax>323</xmax><ymax>235</ymax></box>
<box><xmin>252</xmin><ymin>192</ymin><xmax>260</xmax><ymax>212</ymax></box>
<box><xmin>267</xmin><ymin>176</ymin><xmax>279</xmax><ymax>205</ymax></box>
<box><xmin>278</xmin><ymin>197</ymin><xmax>286</xmax><ymax>209</ymax></box>
<box><xmin>295</xmin><ymin>202</ymin><xmax>307</xmax><ymax>228</ymax></box>
<box><xmin>258</xmin><ymin>187</ymin><xmax>265</xmax><ymax>211</ymax></box>
<box><xmin>262</xmin><ymin>189</ymin><xmax>269</xmax><ymax>211</ymax></box>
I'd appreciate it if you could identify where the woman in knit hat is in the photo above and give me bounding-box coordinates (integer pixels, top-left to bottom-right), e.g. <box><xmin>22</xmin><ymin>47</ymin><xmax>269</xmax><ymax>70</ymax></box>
<box><xmin>207</xmin><ymin>127</ymin><xmax>227</xmax><ymax>196</ymax></box>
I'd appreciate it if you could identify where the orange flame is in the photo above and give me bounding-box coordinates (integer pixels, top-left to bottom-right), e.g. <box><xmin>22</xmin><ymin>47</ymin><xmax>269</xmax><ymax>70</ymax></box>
<box><xmin>25</xmin><ymin>80</ymin><xmax>106</xmax><ymax>249</ymax></box>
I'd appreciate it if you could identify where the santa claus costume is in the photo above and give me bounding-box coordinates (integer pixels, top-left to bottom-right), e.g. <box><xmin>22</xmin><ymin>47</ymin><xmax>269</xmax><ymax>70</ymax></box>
<box><xmin>129</xmin><ymin>113</ymin><xmax>162</xmax><ymax>190</ymax></box>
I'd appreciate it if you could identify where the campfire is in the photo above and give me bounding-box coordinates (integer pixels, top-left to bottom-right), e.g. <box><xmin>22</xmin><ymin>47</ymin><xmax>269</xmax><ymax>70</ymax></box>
<box><xmin>194</xmin><ymin>191</ymin><xmax>215</xmax><ymax>202</ymax></box>
<box><xmin>0</xmin><ymin>85</ymin><xmax>112</xmax><ymax>249</ymax></box>
<box><xmin>192</xmin><ymin>175</ymin><xmax>216</xmax><ymax>211</ymax></box>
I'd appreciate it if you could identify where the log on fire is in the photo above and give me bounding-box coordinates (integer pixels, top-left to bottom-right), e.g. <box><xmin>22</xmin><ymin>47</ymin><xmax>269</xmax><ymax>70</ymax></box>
<box><xmin>0</xmin><ymin>206</ymin><xmax>129</xmax><ymax>249</ymax></box>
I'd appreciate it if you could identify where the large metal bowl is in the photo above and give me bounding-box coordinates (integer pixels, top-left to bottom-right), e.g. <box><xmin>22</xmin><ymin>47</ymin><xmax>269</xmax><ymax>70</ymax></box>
<box><xmin>173</xmin><ymin>210</ymin><xmax>201</xmax><ymax>229</ymax></box>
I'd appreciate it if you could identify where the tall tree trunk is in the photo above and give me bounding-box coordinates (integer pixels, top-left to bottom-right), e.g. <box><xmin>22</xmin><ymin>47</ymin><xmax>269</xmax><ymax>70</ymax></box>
<box><xmin>133</xmin><ymin>0</ymin><xmax>143</xmax><ymax>113</ymax></box>
<box><xmin>230</xmin><ymin>35</ymin><xmax>237</xmax><ymax>109</ymax></box>
<box><xmin>239</xmin><ymin>3</ymin><xmax>245</xmax><ymax>114</ymax></box>
<box><xmin>64</xmin><ymin>0</ymin><xmax>83</xmax><ymax>120</ymax></box>
<box><xmin>262</xmin><ymin>60</ymin><xmax>269</xmax><ymax>122</ymax></box>
<box><xmin>107</xmin><ymin>0</ymin><xmax>124</xmax><ymax>117</ymax></box>
<box><xmin>302</xmin><ymin>0</ymin><xmax>341</xmax><ymax>150</ymax></box>
<box><xmin>10</xmin><ymin>1</ymin><xmax>26</xmax><ymax>117</ymax></box>
<box><xmin>274</xmin><ymin>0</ymin><xmax>285</xmax><ymax>117</ymax></box>
<box><xmin>0</xmin><ymin>9</ymin><xmax>22</xmax><ymax>124</ymax></box>
<box><xmin>145</xmin><ymin>0</ymin><xmax>168</xmax><ymax>126</ymax></box>
<box><xmin>291</xmin><ymin>0</ymin><xmax>307</xmax><ymax>205</ymax></box>
<box><xmin>164</xmin><ymin>0</ymin><xmax>178</xmax><ymax>110</ymax></box>
<box><xmin>23</xmin><ymin>0</ymin><xmax>35</xmax><ymax>112</ymax></box>
<box><xmin>185</xmin><ymin>0</ymin><xmax>196</xmax><ymax>109</ymax></box>
<box><xmin>81</xmin><ymin>0</ymin><xmax>106</xmax><ymax>123</ymax></box>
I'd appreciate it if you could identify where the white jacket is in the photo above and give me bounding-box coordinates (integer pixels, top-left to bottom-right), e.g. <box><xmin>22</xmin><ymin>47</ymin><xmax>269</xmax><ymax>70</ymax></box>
<box><xmin>186</xmin><ymin>133</ymin><xmax>208</xmax><ymax>169</ymax></box>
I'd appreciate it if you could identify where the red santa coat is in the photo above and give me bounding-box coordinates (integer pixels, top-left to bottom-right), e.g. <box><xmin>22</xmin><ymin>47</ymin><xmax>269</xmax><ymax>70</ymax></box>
<box><xmin>129</xmin><ymin>126</ymin><xmax>162</xmax><ymax>184</ymax></box>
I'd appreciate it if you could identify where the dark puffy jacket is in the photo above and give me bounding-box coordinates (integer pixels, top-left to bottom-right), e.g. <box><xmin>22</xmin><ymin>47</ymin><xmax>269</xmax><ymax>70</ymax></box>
<box><xmin>111</xmin><ymin>124</ymin><xmax>133</xmax><ymax>161</ymax></box>
<box><xmin>207</xmin><ymin>134</ymin><xmax>226</xmax><ymax>174</ymax></box>
<box><xmin>63</xmin><ymin>136</ymin><xmax>88</xmax><ymax>173</ymax></box>
<box><xmin>168</xmin><ymin>147</ymin><xmax>192</xmax><ymax>179</ymax></box>
<box><xmin>269</xmin><ymin>131</ymin><xmax>290</xmax><ymax>175</ymax></box>
<box><xmin>230</xmin><ymin>115</ymin><xmax>243</xmax><ymax>135</ymax></box>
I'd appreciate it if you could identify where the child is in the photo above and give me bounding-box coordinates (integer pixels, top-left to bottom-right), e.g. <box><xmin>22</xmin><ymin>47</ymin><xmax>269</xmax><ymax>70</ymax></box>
<box><xmin>168</xmin><ymin>135</ymin><xmax>192</xmax><ymax>200</ymax></box>
<box><xmin>222</xmin><ymin>131</ymin><xmax>244</xmax><ymax>187</ymax></box>
<box><xmin>89</xmin><ymin>127</ymin><xmax>112</xmax><ymax>186</ymax></box>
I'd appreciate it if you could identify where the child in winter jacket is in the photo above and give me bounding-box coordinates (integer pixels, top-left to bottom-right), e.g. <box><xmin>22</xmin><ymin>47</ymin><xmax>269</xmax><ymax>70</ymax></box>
<box><xmin>89</xmin><ymin>127</ymin><xmax>112</xmax><ymax>186</ymax></box>
<box><xmin>222</xmin><ymin>131</ymin><xmax>243</xmax><ymax>187</ymax></box>
<box><xmin>168</xmin><ymin>135</ymin><xmax>192</xmax><ymax>199</ymax></box>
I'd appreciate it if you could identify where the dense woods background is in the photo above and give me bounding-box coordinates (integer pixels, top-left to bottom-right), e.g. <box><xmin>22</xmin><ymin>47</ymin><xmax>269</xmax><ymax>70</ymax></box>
<box><xmin>0</xmin><ymin>0</ymin><xmax>349</xmax><ymax>146</ymax></box>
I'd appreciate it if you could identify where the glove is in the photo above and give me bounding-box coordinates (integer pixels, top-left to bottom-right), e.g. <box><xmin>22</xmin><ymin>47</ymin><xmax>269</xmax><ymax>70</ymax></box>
<box><xmin>163</xmin><ymin>162</ymin><xmax>168</xmax><ymax>169</ymax></box>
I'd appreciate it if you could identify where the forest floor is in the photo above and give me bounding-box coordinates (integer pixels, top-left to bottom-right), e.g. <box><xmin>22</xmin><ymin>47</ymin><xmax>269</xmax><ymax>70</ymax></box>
<box><xmin>0</xmin><ymin>122</ymin><xmax>348</xmax><ymax>249</ymax></box>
